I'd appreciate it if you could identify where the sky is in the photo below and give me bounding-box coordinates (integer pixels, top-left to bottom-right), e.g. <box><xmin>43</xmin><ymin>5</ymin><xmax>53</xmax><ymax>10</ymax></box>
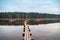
<box><xmin>0</xmin><ymin>0</ymin><xmax>60</xmax><ymax>14</ymax></box>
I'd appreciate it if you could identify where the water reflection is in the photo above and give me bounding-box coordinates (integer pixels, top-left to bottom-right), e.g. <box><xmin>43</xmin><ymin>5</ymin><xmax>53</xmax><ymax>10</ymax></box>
<box><xmin>30</xmin><ymin>23</ymin><xmax>60</xmax><ymax>40</ymax></box>
<box><xmin>0</xmin><ymin>23</ymin><xmax>60</xmax><ymax>40</ymax></box>
<box><xmin>0</xmin><ymin>26</ymin><xmax>23</xmax><ymax>40</ymax></box>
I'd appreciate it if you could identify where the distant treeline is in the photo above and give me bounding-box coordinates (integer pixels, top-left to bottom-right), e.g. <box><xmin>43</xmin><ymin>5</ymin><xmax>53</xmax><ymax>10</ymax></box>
<box><xmin>0</xmin><ymin>12</ymin><xmax>60</xmax><ymax>18</ymax></box>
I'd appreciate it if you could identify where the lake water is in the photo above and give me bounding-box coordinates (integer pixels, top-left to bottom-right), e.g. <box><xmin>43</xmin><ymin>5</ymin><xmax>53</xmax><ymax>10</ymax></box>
<box><xmin>0</xmin><ymin>23</ymin><xmax>60</xmax><ymax>40</ymax></box>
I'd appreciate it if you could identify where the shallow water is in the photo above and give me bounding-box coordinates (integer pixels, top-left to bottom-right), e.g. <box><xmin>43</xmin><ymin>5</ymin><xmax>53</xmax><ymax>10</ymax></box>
<box><xmin>0</xmin><ymin>23</ymin><xmax>60</xmax><ymax>40</ymax></box>
<box><xmin>29</xmin><ymin>23</ymin><xmax>60</xmax><ymax>40</ymax></box>
<box><xmin>0</xmin><ymin>26</ymin><xmax>23</xmax><ymax>40</ymax></box>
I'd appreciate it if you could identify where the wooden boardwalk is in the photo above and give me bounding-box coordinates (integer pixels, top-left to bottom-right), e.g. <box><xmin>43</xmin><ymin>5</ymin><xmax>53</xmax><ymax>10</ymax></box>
<box><xmin>23</xmin><ymin>20</ymin><xmax>31</xmax><ymax>40</ymax></box>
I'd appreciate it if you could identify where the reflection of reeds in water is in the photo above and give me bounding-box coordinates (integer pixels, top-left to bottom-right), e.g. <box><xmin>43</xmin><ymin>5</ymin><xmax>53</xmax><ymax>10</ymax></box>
<box><xmin>0</xmin><ymin>20</ymin><xmax>60</xmax><ymax>25</ymax></box>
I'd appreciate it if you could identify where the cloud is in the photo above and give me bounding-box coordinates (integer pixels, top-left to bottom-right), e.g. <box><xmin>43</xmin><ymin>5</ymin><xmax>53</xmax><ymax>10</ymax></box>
<box><xmin>0</xmin><ymin>0</ymin><xmax>60</xmax><ymax>14</ymax></box>
<box><xmin>40</xmin><ymin>5</ymin><xmax>59</xmax><ymax>14</ymax></box>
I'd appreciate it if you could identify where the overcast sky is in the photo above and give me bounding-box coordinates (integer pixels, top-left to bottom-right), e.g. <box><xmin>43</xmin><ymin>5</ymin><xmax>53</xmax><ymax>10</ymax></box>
<box><xmin>0</xmin><ymin>0</ymin><xmax>60</xmax><ymax>14</ymax></box>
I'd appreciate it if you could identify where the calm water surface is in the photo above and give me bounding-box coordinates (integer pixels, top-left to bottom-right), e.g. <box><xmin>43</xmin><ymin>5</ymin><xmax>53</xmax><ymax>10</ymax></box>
<box><xmin>0</xmin><ymin>23</ymin><xmax>60</xmax><ymax>40</ymax></box>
